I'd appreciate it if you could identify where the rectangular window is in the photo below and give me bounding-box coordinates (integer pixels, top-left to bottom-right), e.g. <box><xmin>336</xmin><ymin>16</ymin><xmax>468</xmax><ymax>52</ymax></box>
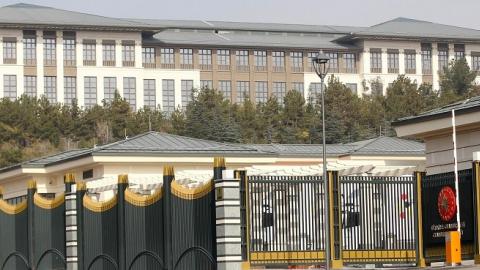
<box><xmin>102</xmin><ymin>42</ymin><xmax>116</xmax><ymax>66</ymax></box>
<box><xmin>123</xmin><ymin>77</ymin><xmax>136</xmax><ymax>110</ymax></box>
<box><xmin>370</xmin><ymin>49</ymin><xmax>382</xmax><ymax>73</ymax></box>
<box><xmin>3</xmin><ymin>40</ymin><xmax>17</xmax><ymax>64</ymax></box>
<box><xmin>198</xmin><ymin>49</ymin><xmax>212</xmax><ymax>70</ymax></box>
<box><xmin>44</xmin><ymin>36</ymin><xmax>56</xmax><ymax>65</ymax></box>
<box><xmin>326</xmin><ymin>53</ymin><xmax>339</xmax><ymax>73</ymax></box>
<box><xmin>200</xmin><ymin>80</ymin><xmax>213</xmax><ymax>89</ymax></box>
<box><xmin>64</xmin><ymin>77</ymin><xmax>76</xmax><ymax>105</ymax></box>
<box><xmin>24</xmin><ymin>76</ymin><xmax>37</xmax><ymax>97</ymax></box>
<box><xmin>438</xmin><ymin>44</ymin><xmax>449</xmax><ymax>72</ymax></box>
<box><xmin>236</xmin><ymin>50</ymin><xmax>249</xmax><ymax>72</ymax></box>
<box><xmin>122</xmin><ymin>43</ymin><xmax>135</xmax><ymax>67</ymax></box>
<box><xmin>104</xmin><ymin>77</ymin><xmax>117</xmax><ymax>104</ymax></box>
<box><xmin>217</xmin><ymin>49</ymin><xmax>230</xmax><ymax>70</ymax></box>
<box><xmin>44</xmin><ymin>76</ymin><xmax>57</xmax><ymax>103</ymax></box>
<box><xmin>454</xmin><ymin>44</ymin><xmax>465</xmax><ymax>60</ymax></box>
<box><xmin>237</xmin><ymin>81</ymin><xmax>250</xmax><ymax>103</ymax></box>
<box><xmin>143</xmin><ymin>79</ymin><xmax>156</xmax><ymax>110</ymax></box>
<box><xmin>63</xmin><ymin>38</ymin><xmax>76</xmax><ymax>66</ymax></box>
<box><xmin>23</xmin><ymin>36</ymin><xmax>36</xmax><ymax>65</ymax></box>
<box><xmin>387</xmin><ymin>50</ymin><xmax>399</xmax><ymax>73</ymax></box>
<box><xmin>421</xmin><ymin>44</ymin><xmax>432</xmax><ymax>74</ymax></box>
<box><xmin>142</xmin><ymin>47</ymin><xmax>156</xmax><ymax>68</ymax></box>
<box><xmin>308</xmin><ymin>52</ymin><xmax>318</xmax><ymax>72</ymax></box>
<box><xmin>309</xmin><ymin>83</ymin><xmax>321</xmax><ymax>103</ymax></box>
<box><xmin>344</xmin><ymin>53</ymin><xmax>356</xmax><ymax>73</ymax></box>
<box><xmin>255</xmin><ymin>81</ymin><xmax>268</xmax><ymax>103</ymax></box>
<box><xmin>161</xmin><ymin>48</ymin><xmax>175</xmax><ymax>68</ymax></box>
<box><xmin>162</xmin><ymin>79</ymin><xmax>175</xmax><ymax>113</ymax></box>
<box><xmin>346</xmin><ymin>83</ymin><xmax>358</xmax><ymax>95</ymax></box>
<box><xmin>292</xmin><ymin>82</ymin><xmax>304</xmax><ymax>96</ymax></box>
<box><xmin>83</xmin><ymin>41</ymin><xmax>96</xmax><ymax>66</ymax></box>
<box><xmin>180</xmin><ymin>48</ymin><xmax>193</xmax><ymax>68</ymax></box>
<box><xmin>272</xmin><ymin>51</ymin><xmax>285</xmax><ymax>72</ymax></box>
<box><xmin>472</xmin><ymin>54</ymin><xmax>480</xmax><ymax>72</ymax></box>
<box><xmin>84</xmin><ymin>77</ymin><xmax>97</xmax><ymax>108</ymax></box>
<box><xmin>405</xmin><ymin>50</ymin><xmax>416</xmax><ymax>74</ymax></box>
<box><xmin>3</xmin><ymin>75</ymin><xmax>16</xmax><ymax>100</ymax></box>
<box><xmin>272</xmin><ymin>82</ymin><xmax>287</xmax><ymax>102</ymax></box>
<box><xmin>181</xmin><ymin>80</ymin><xmax>194</xmax><ymax>106</ymax></box>
<box><xmin>218</xmin><ymin>80</ymin><xmax>232</xmax><ymax>100</ymax></box>
<box><xmin>290</xmin><ymin>52</ymin><xmax>303</xmax><ymax>72</ymax></box>
<box><xmin>254</xmin><ymin>50</ymin><xmax>267</xmax><ymax>71</ymax></box>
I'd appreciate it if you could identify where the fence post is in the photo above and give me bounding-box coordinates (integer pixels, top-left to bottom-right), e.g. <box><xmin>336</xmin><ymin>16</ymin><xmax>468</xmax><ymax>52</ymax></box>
<box><xmin>163</xmin><ymin>165</ymin><xmax>175</xmax><ymax>270</ymax></box>
<box><xmin>117</xmin><ymin>174</ymin><xmax>128</xmax><ymax>270</ymax></box>
<box><xmin>473</xmin><ymin>161</ymin><xmax>480</xmax><ymax>264</ymax></box>
<box><xmin>414</xmin><ymin>171</ymin><xmax>426</xmax><ymax>267</ymax></box>
<box><xmin>213</xmin><ymin>157</ymin><xmax>225</xmax><ymax>269</ymax></box>
<box><xmin>236</xmin><ymin>170</ymin><xmax>250</xmax><ymax>270</ymax></box>
<box><xmin>27</xmin><ymin>180</ymin><xmax>36</xmax><ymax>270</ymax></box>
<box><xmin>76</xmin><ymin>181</ymin><xmax>87</xmax><ymax>270</ymax></box>
<box><xmin>64</xmin><ymin>173</ymin><xmax>76</xmax><ymax>270</ymax></box>
<box><xmin>328</xmin><ymin>171</ymin><xmax>343</xmax><ymax>268</ymax></box>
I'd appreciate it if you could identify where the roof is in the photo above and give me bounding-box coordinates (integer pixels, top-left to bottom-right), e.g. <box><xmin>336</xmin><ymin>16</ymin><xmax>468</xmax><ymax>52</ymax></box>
<box><xmin>0</xmin><ymin>3</ymin><xmax>157</xmax><ymax>31</ymax></box>
<box><xmin>0</xmin><ymin>133</ymin><xmax>424</xmax><ymax>174</ymax></box>
<box><xmin>394</xmin><ymin>96</ymin><xmax>480</xmax><ymax>126</ymax></box>
<box><xmin>340</xmin><ymin>17</ymin><xmax>480</xmax><ymax>42</ymax></box>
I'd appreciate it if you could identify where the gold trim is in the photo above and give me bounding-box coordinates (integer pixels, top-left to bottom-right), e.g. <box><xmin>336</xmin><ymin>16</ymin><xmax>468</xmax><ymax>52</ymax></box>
<box><xmin>0</xmin><ymin>199</ymin><xmax>27</xmax><ymax>215</ymax></box>
<box><xmin>245</xmin><ymin>172</ymin><xmax>251</xmax><ymax>264</ymax></box>
<box><xmin>342</xmin><ymin>250</ymin><xmax>416</xmax><ymax>261</ymax></box>
<box><xmin>34</xmin><ymin>193</ymin><xmax>65</xmax><ymax>209</ymax></box>
<box><xmin>163</xmin><ymin>165</ymin><xmax>174</xmax><ymax>176</ymax></box>
<box><xmin>27</xmin><ymin>180</ymin><xmax>36</xmax><ymax>189</ymax></box>
<box><xmin>83</xmin><ymin>194</ymin><xmax>117</xmax><ymax>212</ymax></box>
<box><xmin>250</xmin><ymin>251</ymin><xmax>325</xmax><ymax>262</ymax></box>
<box><xmin>124</xmin><ymin>187</ymin><xmax>163</xmax><ymax>207</ymax></box>
<box><xmin>76</xmin><ymin>181</ymin><xmax>86</xmax><ymax>191</ymax></box>
<box><xmin>64</xmin><ymin>173</ymin><xmax>75</xmax><ymax>183</ymax></box>
<box><xmin>118</xmin><ymin>174</ymin><xmax>128</xmax><ymax>184</ymax></box>
<box><xmin>171</xmin><ymin>180</ymin><xmax>213</xmax><ymax>200</ymax></box>
<box><xmin>416</xmin><ymin>171</ymin><xmax>426</xmax><ymax>267</ymax></box>
<box><xmin>0</xmin><ymin>186</ymin><xmax>3</xmax><ymax>196</ymax></box>
<box><xmin>214</xmin><ymin>157</ymin><xmax>226</xmax><ymax>168</ymax></box>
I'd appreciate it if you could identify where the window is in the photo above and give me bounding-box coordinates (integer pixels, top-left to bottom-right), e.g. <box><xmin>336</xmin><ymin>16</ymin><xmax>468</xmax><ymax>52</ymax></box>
<box><xmin>404</xmin><ymin>50</ymin><xmax>416</xmax><ymax>74</ymax></box>
<box><xmin>421</xmin><ymin>44</ymin><xmax>432</xmax><ymax>74</ymax></box>
<box><xmin>346</xmin><ymin>83</ymin><xmax>358</xmax><ymax>95</ymax></box>
<box><xmin>254</xmin><ymin>50</ymin><xmax>267</xmax><ymax>71</ymax></box>
<box><xmin>122</xmin><ymin>42</ymin><xmax>135</xmax><ymax>66</ymax></box>
<box><xmin>3</xmin><ymin>40</ymin><xmax>16</xmax><ymax>64</ymax></box>
<box><xmin>3</xmin><ymin>75</ymin><xmax>16</xmax><ymax>100</ymax></box>
<box><xmin>387</xmin><ymin>50</ymin><xmax>399</xmax><ymax>73</ymax></box>
<box><xmin>454</xmin><ymin>44</ymin><xmax>465</xmax><ymax>60</ymax></box>
<box><xmin>180</xmin><ymin>48</ymin><xmax>193</xmax><ymax>68</ymax></box>
<box><xmin>255</xmin><ymin>81</ymin><xmax>268</xmax><ymax>103</ymax></box>
<box><xmin>218</xmin><ymin>80</ymin><xmax>232</xmax><ymax>100</ymax></box>
<box><xmin>84</xmin><ymin>77</ymin><xmax>97</xmax><ymax>108</ymax></box>
<box><xmin>370</xmin><ymin>49</ymin><xmax>382</xmax><ymax>73</ymax></box>
<box><xmin>199</xmin><ymin>49</ymin><xmax>212</xmax><ymax>69</ymax></box>
<box><xmin>200</xmin><ymin>80</ymin><xmax>213</xmax><ymax>89</ymax></box>
<box><xmin>309</xmin><ymin>83</ymin><xmax>321</xmax><ymax>103</ymax></box>
<box><xmin>162</xmin><ymin>79</ymin><xmax>175</xmax><ymax>113</ymax></box>
<box><xmin>371</xmin><ymin>81</ymin><xmax>383</xmax><ymax>96</ymax></box>
<box><xmin>161</xmin><ymin>48</ymin><xmax>175</xmax><ymax>68</ymax></box>
<box><xmin>236</xmin><ymin>50</ymin><xmax>249</xmax><ymax>71</ymax></box>
<box><xmin>472</xmin><ymin>54</ymin><xmax>480</xmax><ymax>72</ymax></box>
<box><xmin>64</xmin><ymin>77</ymin><xmax>76</xmax><ymax>105</ymax></box>
<box><xmin>143</xmin><ymin>79</ymin><xmax>156</xmax><ymax>110</ymax></box>
<box><xmin>142</xmin><ymin>47</ymin><xmax>156</xmax><ymax>68</ymax></box>
<box><xmin>217</xmin><ymin>49</ymin><xmax>230</xmax><ymax>70</ymax></box>
<box><xmin>44</xmin><ymin>36</ymin><xmax>56</xmax><ymax>65</ymax></box>
<box><xmin>23</xmin><ymin>36</ymin><xmax>36</xmax><ymax>65</ymax></box>
<box><xmin>290</xmin><ymin>52</ymin><xmax>303</xmax><ymax>72</ymax></box>
<box><xmin>102</xmin><ymin>42</ymin><xmax>115</xmax><ymax>66</ymax></box>
<box><xmin>438</xmin><ymin>44</ymin><xmax>449</xmax><ymax>72</ymax></box>
<box><xmin>63</xmin><ymin>37</ymin><xmax>76</xmax><ymax>66</ymax></box>
<box><xmin>44</xmin><ymin>76</ymin><xmax>57</xmax><ymax>103</ymax></box>
<box><xmin>123</xmin><ymin>77</ymin><xmax>136</xmax><ymax>110</ymax></box>
<box><xmin>104</xmin><ymin>77</ymin><xmax>117</xmax><ymax>104</ymax></box>
<box><xmin>24</xmin><ymin>76</ymin><xmax>37</xmax><ymax>97</ymax></box>
<box><xmin>308</xmin><ymin>52</ymin><xmax>318</xmax><ymax>72</ymax></box>
<box><xmin>272</xmin><ymin>51</ymin><xmax>285</xmax><ymax>72</ymax></box>
<box><xmin>344</xmin><ymin>53</ymin><xmax>356</xmax><ymax>73</ymax></box>
<box><xmin>83</xmin><ymin>41</ymin><xmax>96</xmax><ymax>66</ymax></box>
<box><xmin>181</xmin><ymin>80</ymin><xmax>194</xmax><ymax>106</ymax></box>
<box><xmin>455</xmin><ymin>51</ymin><xmax>465</xmax><ymax>60</ymax></box>
<box><xmin>82</xmin><ymin>169</ymin><xmax>94</xmax><ymax>180</ymax></box>
<box><xmin>272</xmin><ymin>82</ymin><xmax>287</xmax><ymax>102</ymax></box>
<box><xmin>237</xmin><ymin>81</ymin><xmax>250</xmax><ymax>103</ymax></box>
<box><xmin>326</xmin><ymin>53</ymin><xmax>338</xmax><ymax>73</ymax></box>
<box><xmin>6</xmin><ymin>195</ymin><xmax>27</xmax><ymax>205</ymax></box>
<box><xmin>291</xmin><ymin>82</ymin><xmax>304</xmax><ymax>96</ymax></box>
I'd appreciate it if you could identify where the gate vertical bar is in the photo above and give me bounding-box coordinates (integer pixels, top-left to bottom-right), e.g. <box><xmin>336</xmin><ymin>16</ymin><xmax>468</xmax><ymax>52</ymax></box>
<box><xmin>163</xmin><ymin>166</ymin><xmax>175</xmax><ymax>270</ymax></box>
<box><xmin>414</xmin><ymin>171</ymin><xmax>426</xmax><ymax>267</ymax></box>
<box><xmin>473</xmin><ymin>161</ymin><xmax>480</xmax><ymax>264</ymax></box>
<box><xmin>76</xmin><ymin>181</ymin><xmax>86</xmax><ymax>270</ymax></box>
<box><xmin>330</xmin><ymin>171</ymin><xmax>343</xmax><ymax>268</ymax></box>
<box><xmin>118</xmin><ymin>174</ymin><xmax>128</xmax><ymax>270</ymax></box>
<box><xmin>27</xmin><ymin>180</ymin><xmax>36</xmax><ymax>270</ymax></box>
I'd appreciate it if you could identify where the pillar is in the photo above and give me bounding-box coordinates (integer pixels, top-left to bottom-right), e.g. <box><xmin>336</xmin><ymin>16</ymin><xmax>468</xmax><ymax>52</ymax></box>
<box><xmin>64</xmin><ymin>173</ymin><xmax>77</xmax><ymax>270</ymax></box>
<box><xmin>473</xmin><ymin>158</ymin><xmax>480</xmax><ymax>264</ymax></box>
<box><xmin>27</xmin><ymin>180</ymin><xmax>36</xmax><ymax>269</ymax></box>
<box><xmin>163</xmin><ymin>166</ymin><xmax>175</xmax><ymax>270</ymax></box>
<box><xmin>329</xmin><ymin>171</ymin><xmax>343</xmax><ymax>269</ymax></box>
<box><xmin>76</xmin><ymin>181</ymin><xmax>86</xmax><ymax>270</ymax></box>
<box><xmin>414</xmin><ymin>171</ymin><xmax>427</xmax><ymax>267</ymax></box>
<box><xmin>117</xmin><ymin>174</ymin><xmax>128</xmax><ymax>270</ymax></box>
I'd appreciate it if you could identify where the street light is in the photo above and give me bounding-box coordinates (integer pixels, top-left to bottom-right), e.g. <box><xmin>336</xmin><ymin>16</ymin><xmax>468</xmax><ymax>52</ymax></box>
<box><xmin>312</xmin><ymin>51</ymin><xmax>331</xmax><ymax>270</ymax></box>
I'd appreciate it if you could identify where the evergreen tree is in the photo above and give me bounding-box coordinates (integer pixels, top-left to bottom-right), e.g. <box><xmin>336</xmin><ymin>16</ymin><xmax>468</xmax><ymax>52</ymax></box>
<box><xmin>440</xmin><ymin>58</ymin><xmax>477</xmax><ymax>96</ymax></box>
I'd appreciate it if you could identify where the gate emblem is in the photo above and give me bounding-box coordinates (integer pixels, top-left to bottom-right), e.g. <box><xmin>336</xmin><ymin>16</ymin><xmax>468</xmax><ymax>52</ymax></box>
<box><xmin>437</xmin><ymin>186</ymin><xmax>456</xmax><ymax>222</ymax></box>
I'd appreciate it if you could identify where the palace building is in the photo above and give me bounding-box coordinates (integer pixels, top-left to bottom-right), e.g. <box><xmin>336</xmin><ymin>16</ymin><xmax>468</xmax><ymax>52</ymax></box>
<box><xmin>1</xmin><ymin>3</ymin><xmax>480</xmax><ymax>110</ymax></box>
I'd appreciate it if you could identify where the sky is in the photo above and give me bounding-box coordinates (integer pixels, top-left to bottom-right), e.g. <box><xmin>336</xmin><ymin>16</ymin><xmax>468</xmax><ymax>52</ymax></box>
<box><xmin>0</xmin><ymin>0</ymin><xmax>479</xmax><ymax>29</ymax></box>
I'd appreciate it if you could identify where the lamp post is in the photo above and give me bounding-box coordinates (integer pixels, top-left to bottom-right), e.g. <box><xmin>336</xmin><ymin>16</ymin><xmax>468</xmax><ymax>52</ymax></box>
<box><xmin>312</xmin><ymin>51</ymin><xmax>331</xmax><ymax>270</ymax></box>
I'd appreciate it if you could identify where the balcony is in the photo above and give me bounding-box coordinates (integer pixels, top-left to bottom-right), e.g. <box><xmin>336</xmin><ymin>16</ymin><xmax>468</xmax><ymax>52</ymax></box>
<box><xmin>405</xmin><ymin>68</ymin><xmax>416</xmax><ymax>74</ymax></box>
<box><xmin>199</xmin><ymin>64</ymin><xmax>212</xmax><ymax>70</ymax></box>
<box><xmin>217</xmin><ymin>65</ymin><xmax>230</xmax><ymax>71</ymax></box>
<box><xmin>103</xmin><ymin>60</ymin><xmax>116</xmax><ymax>67</ymax></box>
<box><xmin>370</xmin><ymin>67</ymin><xmax>382</xmax><ymax>73</ymax></box>
<box><xmin>3</xmin><ymin>58</ymin><xmax>16</xmax><ymax>64</ymax></box>
<box><xmin>255</xmin><ymin>66</ymin><xmax>267</xmax><ymax>72</ymax></box>
<box><xmin>388</xmin><ymin>68</ymin><xmax>399</xmax><ymax>74</ymax></box>
<box><xmin>143</xmin><ymin>62</ymin><xmax>156</xmax><ymax>69</ymax></box>
<box><xmin>180</xmin><ymin>64</ymin><xmax>193</xmax><ymax>69</ymax></box>
<box><xmin>122</xmin><ymin>61</ymin><xmax>135</xmax><ymax>67</ymax></box>
<box><xmin>236</xmin><ymin>65</ymin><xmax>250</xmax><ymax>72</ymax></box>
<box><xmin>83</xmin><ymin>60</ymin><xmax>96</xmax><ymax>66</ymax></box>
<box><xmin>291</xmin><ymin>66</ymin><xmax>303</xmax><ymax>73</ymax></box>
<box><xmin>272</xmin><ymin>66</ymin><xmax>285</xmax><ymax>73</ymax></box>
<box><xmin>161</xmin><ymin>63</ymin><xmax>175</xmax><ymax>69</ymax></box>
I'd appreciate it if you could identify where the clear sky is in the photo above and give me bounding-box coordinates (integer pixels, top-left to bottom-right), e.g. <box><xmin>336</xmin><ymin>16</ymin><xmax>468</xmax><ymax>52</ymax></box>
<box><xmin>0</xmin><ymin>0</ymin><xmax>479</xmax><ymax>29</ymax></box>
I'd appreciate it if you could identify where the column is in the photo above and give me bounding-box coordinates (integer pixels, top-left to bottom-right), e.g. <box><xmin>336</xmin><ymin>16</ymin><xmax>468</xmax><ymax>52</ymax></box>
<box><xmin>95</xmin><ymin>40</ymin><xmax>102</xmax><ymax>68</ymax></box>
<box><xmin>414</xmin><ymin>171</ymin><xmax>426</xmax><ymax>267</ymax></box>
<box><xmin>381</xmin><ymin>49</ymin><xmax>388</xmax><ymax>74</ymax></box>
<box><xmin>117</xmin><ymin>175</ymin><xmax>128</xmax><ymax>270</ymax></box>
<box><xmin>432</xmin><ymin>44</ymin><xmax>440</xmax><ymax>91</ymax></box>
<box><xmin>76</xmin><ymin>181</ymin><xmax>86</xmax><ymax>270</ymax></box>
<box><xmin>56</xmin><ymin>31</ymin><xmax>65</xmax><ymax>104</ymax></box>
<box><xmin>27</xmin><ymin>180</ymin><xmax>37</xmax><ymax>269</ymax></box>
<box><xmin>134</xmin><ymin>40</ymin><xmax>142</xmax><ymax>69</ymax></box>
<box><xmin>416</xmin><ymin>51</ymin><xmax>423</xmax><ymax>76</ymax></box>
<box><xmin>448</xmin><ymin>44</ymin><xmax>455</xmax><ymax>62</ymax></box>
<box><xmin>37</xmin><ymin>31</ymin><xmax>45</xmax><ymax>96</ymax></box>
<box><xmin>115</xmin><ymin>41</ymin><xmax>122</xmax><ymax>68</ymax></box>
<box><xmin>399</xmin><ymin>50</ymin><xmax>405</xmax><ymax>74</ymax></box>
<box><xmin>64</xmin><ymin>173</ymin><xmax>78</xmax><ymax>270</ymax></box>
<box><xmin>361</xmin><ymin>50</ymin><xmax>370</xmax><ymax>93</ymax></box>
<box><xmin>0</xmin><ymin>36</ymin><xmax>3</xmax><ymax>65</ymax></box>
<box><xmin>473</xmin><ymin>155</ymin><xmax>480</xmax><ymax>264</ymax></box>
